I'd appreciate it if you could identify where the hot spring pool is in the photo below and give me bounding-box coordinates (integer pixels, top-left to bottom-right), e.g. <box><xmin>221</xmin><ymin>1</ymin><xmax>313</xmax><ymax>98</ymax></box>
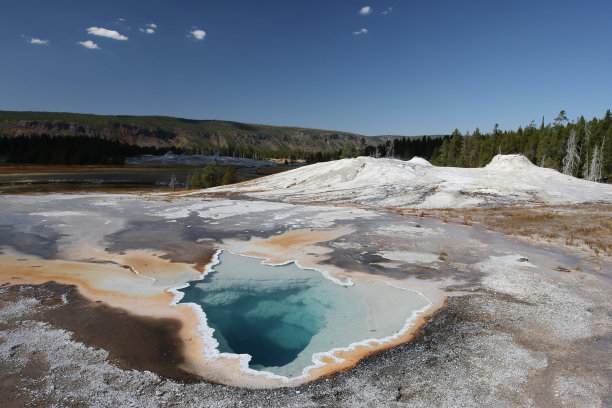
<box><xmin>179</xmin><ymin>251</ymin><xmax>430</xmax><ymax>378</ymax></box>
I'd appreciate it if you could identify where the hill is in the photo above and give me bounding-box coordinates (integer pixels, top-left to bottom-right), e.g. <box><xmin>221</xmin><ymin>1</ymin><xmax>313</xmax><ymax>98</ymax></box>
<box><xmin>0</xmin><ymin>110</ymin><xmax>382</xmax><ymax>157</ymax></box>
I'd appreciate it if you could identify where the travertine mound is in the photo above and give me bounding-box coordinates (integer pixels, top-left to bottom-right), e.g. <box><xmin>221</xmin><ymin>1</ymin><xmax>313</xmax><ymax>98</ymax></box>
<box><xmin>206</xmin><ymin>155</ymin><xmax>612</xmax><ymax>208</ymax></box>
<box><xmin>484</xmin><ymin>154</ymin><xmax>537</xmax><ymax>171</ymax></box>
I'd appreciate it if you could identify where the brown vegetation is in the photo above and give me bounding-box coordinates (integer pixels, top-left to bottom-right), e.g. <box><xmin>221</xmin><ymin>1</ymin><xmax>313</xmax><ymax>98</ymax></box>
<box><xmin>402</xmin><ymin>204</ymin><xmax>612</xmax><ymax>257</ymax></box>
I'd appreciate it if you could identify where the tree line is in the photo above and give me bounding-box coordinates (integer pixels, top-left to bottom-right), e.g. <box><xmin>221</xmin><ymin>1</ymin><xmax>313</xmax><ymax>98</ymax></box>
<box><xmin>0</xmin><ymin>135</ymin><xmax>173</xmax><ymax>165</ymax></box>
<box><xmin>429</xmin><ymin>110</ymin><xmax>611</xmax><ymax>181</ymax></box>
<box><xmin>2</xmin><ymin>110</ymin><xmax>610</xmax><ymax>182</ymax></box>
<box><xmin>296</xmin><ymin>136</ymin><xmax>448</xmax><ymax>163</ymax></box>
<box><xmin>187</xmin><ymin>163</ymin><xmax>238</xmax><ymax>189</ymax></box>
<box><xmin>301</xmin><ymin>110</ymin><xmax>612</xmax><ymax>182</ymax></box>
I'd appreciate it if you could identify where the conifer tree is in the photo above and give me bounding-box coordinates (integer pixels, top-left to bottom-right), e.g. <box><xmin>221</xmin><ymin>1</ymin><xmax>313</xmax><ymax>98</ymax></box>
<box><xmin>221</xmin><ymin>165</ymin><xmax>238</xmax><ymax>185</ymax></box>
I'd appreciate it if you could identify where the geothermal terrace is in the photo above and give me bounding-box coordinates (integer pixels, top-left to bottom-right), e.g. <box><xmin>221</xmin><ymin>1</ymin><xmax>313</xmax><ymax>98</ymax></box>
<box><xmin>0</xmin><ymin>155</ymin><xmax>610</xmax><ymax>407</ymax></box>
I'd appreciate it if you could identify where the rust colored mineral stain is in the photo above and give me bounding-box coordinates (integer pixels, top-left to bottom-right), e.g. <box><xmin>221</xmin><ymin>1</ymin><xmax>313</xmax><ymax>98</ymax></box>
<box><xmin>0</xmin><ymin>238</ymin><xmax>440</xmax><ymax>388</ymax></box>
<box><xmin>253</xmin><ymin>229</ymin><xmax>343</xmax><ymax>249</ymax></box>
<box><xmin>0</xmin><ymin>249</ymin><xmax>218</xmax><ymax>382</ymax></box>
<box><xmin>226</xmin><ymin>227</ymin><xmax>357</xmax><ymax>283</ymax></box>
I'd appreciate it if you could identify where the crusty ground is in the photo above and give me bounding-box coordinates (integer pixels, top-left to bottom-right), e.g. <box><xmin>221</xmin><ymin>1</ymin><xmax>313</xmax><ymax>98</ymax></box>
<box><xmin>1</xmin><ymin>256</ymin><xmax>608</xmax><ymax>407</ymax></box>
<box><xmin>0</xmin><ymin>203</ymin><xmax>609</xmax><ymax>407</ymax></box>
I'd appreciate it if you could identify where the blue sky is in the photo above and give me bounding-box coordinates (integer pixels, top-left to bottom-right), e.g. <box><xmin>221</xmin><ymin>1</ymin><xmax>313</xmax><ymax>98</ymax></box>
<box><xmin>1</xmin><ymin>0</ymin><xmax>611</xmax><ymax>136</ymax></box>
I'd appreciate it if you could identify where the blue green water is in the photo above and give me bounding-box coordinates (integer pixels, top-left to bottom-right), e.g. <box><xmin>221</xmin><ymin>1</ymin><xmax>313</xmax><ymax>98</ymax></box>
<box><xmin>186</xmin><ymin>283</ymin><xmax>325</xmax><ymax>368</ymax></box>
<box><xmin>179</xmin><ymin>251</ymin><xmax>430</xmax><ymax>377</ymax></box>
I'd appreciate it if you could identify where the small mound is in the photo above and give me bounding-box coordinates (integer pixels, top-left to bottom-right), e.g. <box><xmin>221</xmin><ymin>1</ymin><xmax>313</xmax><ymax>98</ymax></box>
<box><xmin>408</xmin><ymin>156</ymin><xmax>432</xmax><ymax>166</ymax></box>
<box><xmin>485</xmin><ymin>154</ymin><xmax>536</xmax><ymax>171</ymax></box>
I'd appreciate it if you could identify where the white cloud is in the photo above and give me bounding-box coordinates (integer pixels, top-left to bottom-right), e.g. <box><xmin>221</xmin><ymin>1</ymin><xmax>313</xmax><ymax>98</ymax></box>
<box><xmin>139</xmin><ymin>23</ymin><xmax>157</xmax><ymax>34</ymax></box>
<box><xmin>24</xmin><ymin>36</ymin><xmax>49</xmax><ymax>45</ymax></box>
<box><xmin>352</xmin><ymin>28</ymin><xmax>368</xmax><ymax>36</ymax></box>
<box><xmin>87</xmin><ymin>27</ymin><xmax>128</xmax><ymax>41</ymax></box>
<box><xmin>189</xmin><ymin>29</ymin><xmax>206</xmax><ymax>41</ymax></box>
<box><xmin>359</xmin><ymin>6</ymin><xmax>372</xmax><ymax>15</ymax></box>
<box><xmin>118</xmin><ymin>18</ymin><xmax>126</xmax><ymax>22</ymax></box>
<box><xmin>382</xmin><ymin>6</ymin><xmax>394</xmax><ymax>15</ymax></box>
<box><xmin>78</xmin><ymin>40</ymin><xmax>100</xmax><ymax>49</ymax></box>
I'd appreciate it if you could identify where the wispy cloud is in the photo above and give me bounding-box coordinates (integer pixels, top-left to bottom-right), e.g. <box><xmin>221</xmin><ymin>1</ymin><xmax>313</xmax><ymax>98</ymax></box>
<box><xmin>113</xmin><ymin>18</ymin><xmax>128</xmax><ymax>28</ymax></box>
<box><xmin>23</xmin><ymin>35</ymin><xmax>49</xmax><ymax>45</ymax></box>
<box><xmin>78</xmin><ymin>40</ymin><xmax>100</xmax><ymax>50</ymax></box>
<box><xmin>352</xmin><ymin>28</ymin><xmax>368</xmax><ymax>36</ymax></box>
<box><xmin>189</xmin><ymin>29</ymin><xmax>206</xmax><ymax>41</ymax></box>
<box><xmin>87</xmin><ymin>27</ymin><xmax>128</xmax><ymax>41</ymax></box>
<box><xmin>139</xmin><ymin>23</ymin><xmax>157</xmax><ymax>34</ymax></box>
<box><xmin>382</xmin><ymin>6</ymin><xmax>394</xmax><ymax>15</ymax></box>
<box><xmin>359</xmin><ymin>6</ymin><xmax>372</xmax><ymax>15</ymax></box>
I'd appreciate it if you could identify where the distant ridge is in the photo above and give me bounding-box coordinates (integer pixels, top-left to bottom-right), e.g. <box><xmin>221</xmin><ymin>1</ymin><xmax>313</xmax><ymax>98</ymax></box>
<box><xmin>0</xmin><ymin>110</ymin><xmax>429</xmax><ymax>155</ymax></box>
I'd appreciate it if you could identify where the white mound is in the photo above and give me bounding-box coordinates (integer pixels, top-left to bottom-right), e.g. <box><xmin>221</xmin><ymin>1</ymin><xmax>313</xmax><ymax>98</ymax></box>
<box><xmin>484</xmin><ymin>154</ymin><xmax>537</xmax><ymax>171</ymax></box>
<box><xmin>407</xmin><ymin>156</ymin><xmax>432</xmax><ymax>166</ymax></box>
<box><xmin>206</xmin><ymin>155</ymin><xmax>612</xmax><ymax>209</ymax></box>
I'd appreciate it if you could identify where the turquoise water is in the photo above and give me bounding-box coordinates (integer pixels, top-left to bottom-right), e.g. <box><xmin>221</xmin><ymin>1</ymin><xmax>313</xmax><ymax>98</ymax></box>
<box><xmin>179</xmin><ymin>251</ymin><xmax>430</xmax><ymax>377</ymax></box>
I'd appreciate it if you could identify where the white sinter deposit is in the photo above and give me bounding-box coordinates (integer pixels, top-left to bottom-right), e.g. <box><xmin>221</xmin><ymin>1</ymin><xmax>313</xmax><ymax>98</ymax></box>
<box><xmin>206</xmin><ymin>154</ymin><xmax>612</xmax><ymax>208</ymax></box>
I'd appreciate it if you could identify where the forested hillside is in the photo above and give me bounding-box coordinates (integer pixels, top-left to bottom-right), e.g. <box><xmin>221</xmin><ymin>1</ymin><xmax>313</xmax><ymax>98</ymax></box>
<box><xmin>364</xmin><ymin>110</ymin><xmax>610</xmax><ymax>181</ymax></box>
<box><xmin>428</xmin><ymin>110</ymin><xmax>611</xmax><ymax>180</ymax></box>
<box><xmin>0</xmin><ymin>110</ymin><xmax>375</xmax><ymax>159</ymax></box>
